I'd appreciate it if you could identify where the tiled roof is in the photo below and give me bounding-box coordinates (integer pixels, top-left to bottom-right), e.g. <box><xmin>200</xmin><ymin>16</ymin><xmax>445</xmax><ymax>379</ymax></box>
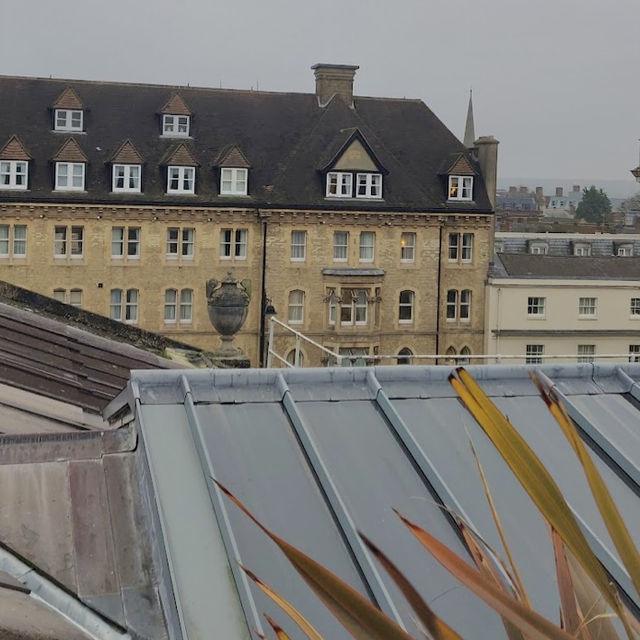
<box><xmin>0</xmin><ymin>135</ymin><xmax>31</xmax><ymax>161</ymax></box>
<box><xmin>52</xmin><ymin>137</ymin><xmax>88</xmax><ymax>163</ymax></box>
<box><xmin>110</xmin><ymin>363</ymin><xmax>640</xmax><ymax>639</ymax></box>
<box><xmin>495</xmin><ymin>253</ymin><xmax>640</xmax><ymax>279</ymax></box>
<box><xmin>109</xmin><ymin>138</ymin><xmax>143</xmax><ymax>164</ymax></box>
<box><xmin>216</xmin><ymin>144</ymin><xmax>251</xmax><ymax>168</ymax></box>
<box><xmin>160</xmin><ymin>142</ymin><xmax>198</xmax><ymax>166</ymax></box>
<box><xmin>0</xmin><ymin>75</ymin><xmax>492</xmax><ymax>211</ymax></box>
<box><xmin>52</xmin><ymin>86</ymin><xmax>83</xmax><ymax>109</ymax></box>
<box><xmin>159</xmin><ymin>92</ymin><xmax>191</xmax><ymax>115</ymax></box>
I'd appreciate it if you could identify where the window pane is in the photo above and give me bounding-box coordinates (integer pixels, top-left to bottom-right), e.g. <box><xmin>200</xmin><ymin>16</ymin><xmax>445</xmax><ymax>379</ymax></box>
<box><xmin>235</xmin><ymin>229</ymin><xmax>247</xmax><ymax>258</ymax></box>
<box><xmin>13</xmin><ymin>225</ymin><xmax>26</xmax><ymax>255</ymax></box>
<box><xmin>333</xmin><ymin>231</ymin><xmax>348</xmax><ymax>261</ymax></box>
<box><xmin>291</xmin><ymin>230</ymin><xmax>306</xmax><ymax>260</ymax></box>
<box><xmin>164</xmin><ymin>289</ymin><xmax>177</xmax><ymax>321</ymax></box>
<box><xmin>401</xmin><ymin>232</ymin><xmax>415</xmax><ymax>261</ymax></box>
<box><xmin>112</xmin><ymin>227</ymin><xmax>124</xmax><ymax>256</ymax></box>
<box><xmin>180</xmin><ymin>289</ymin><xmax>193</xmax><ymax>321</ymax></box>
<box><xmin>0</xmin><ymin>225</ymin><xmax>9</xmax><ymax>255</ymax></box>
<box><xmin>110</xmin><ymin>289</ymin><xmax>122</xmax><ymax>320</ymax></box>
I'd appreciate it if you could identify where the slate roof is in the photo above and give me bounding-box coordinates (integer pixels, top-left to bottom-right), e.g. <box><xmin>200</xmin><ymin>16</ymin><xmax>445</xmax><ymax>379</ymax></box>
<box><xmin>494</xmin><ymin>253</ymin><xmax>640</xmax><ymax>279</ymax></box>
<box><xmin>0</xmin><ymin>280</ymin><xmax>206</xmax><ymax>416</ymax></box>
<box><xmin>0</xmin><ymin>74</ymin><xmax>492</xmax><ymax>211</ymax></box>
<box><xmin>109</xmin><ymin>363</ymin><xmax>640</xmax><ymax>640</ymax></box>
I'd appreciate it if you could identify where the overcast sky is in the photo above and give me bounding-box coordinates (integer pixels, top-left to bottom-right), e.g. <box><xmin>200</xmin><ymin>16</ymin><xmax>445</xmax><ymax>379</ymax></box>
<box><xmin>3</xmin><ymin>0</ymin><xmax>639</xmax><ymax>192</ymax></box>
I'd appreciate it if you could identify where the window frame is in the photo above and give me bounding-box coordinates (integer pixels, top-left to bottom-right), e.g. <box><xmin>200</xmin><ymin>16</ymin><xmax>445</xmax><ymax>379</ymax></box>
<box><xmin>55</xmin><ymin>162</ymin><xmax>85</xmax><ymax>191</ymax></box>
<box><xmin>111</xmin><ymin>226</ymin><xmax>141</xmax><ymax>259</ymax></box>
<box><xmin>630</xmin><ymin>298</ymin><xmax>640</xmax><ymax>317</ymax></box>
<box><xmin>448</xmin><ymin>175</ymin><xmax>473</xmax><ymax>201</ymax></box>
<box><xmin>359</xmin><ymin>231</ymin><xmax>375</xmax><ymax>262</ymax></box>
<box><xmin>54</xmin><ymin>109</ymin><xmax>83</xmax><ymax>132</ymax></box>
<box><xmin>54</xmin><ymin>225</ymin><xmax>84</xmax><ymax>258</ymax></box>
<box><xmin>333</xmin><ymin>231</ymin><xmax>349</xmax><ymax>262</ymax></box>
<box><xmin>112</xmin><ymin>164</ymin><xmax>142</xmax><ymax>193</ymax></box>
<box><xmin>220</xmin><ymin>228</ymin><xmax>248</xmax><ymax>260</ymax></box>
<box><xmin>629</xmin><ymin>345</ymin><xmax>640</xmax><ymax>363</ymax></box>
<box><xmin>220</xmin><ymin>167</ymin><xmax>248</xmax><ymax>196</ymax></box>
<box><xmin>340</xmin><ymin>288</ymin><xmax>368</xmax><ymax>326</ymax></box>
<box><xmin>125</xmin><ymin>289</ymin><xmax>138</xmax><ymax>323</ymax></box>
<box><xmin>288</xmin><ymin>289</ymin><xmax>305</xmax><ymax>325</ymax></box>
<box><xmin>180</xmin><ymin>289</ymin><xmax>193</xmax><ymax>323</ymax></box>
<box><xmin>167</xmin><ymin>165</ymin><xmax>195</xmax><ymax>194</ymax></box>
<box><xmin>527</xmin><ymin>296</ymin><xmax>546</xmax><ymax>318</ymax></box>
<box><xmin>578</xmin><ymin>297</ymin><xmax>597</xmax><ymax>317</ymax></box>
<box><xmin>326</xmin><ymin>172</ymin><xmax>353</xmax><ymax>198</ymax></box>
<box><xmin>398</xmin><ymin>290</ymin><xmax>414</xmax><ymax>324</ymax></box>
<box><xmin>400</xmin><ymin>232</ymin><xmax>416</xmax><ymax>262</ymax></box>
<box><xmin>290</xmin><ymin>230</ymin><xmax>307</xmax><ymax>262</ymax></box>
<box><xmin>356</xmin><ymin>172</ymin><xmax>383</xmax><ymax>199</ymax></box>
<box><xmin>448</xmin><ymin>232</ymin><xmax>473</xmax><ymax>263</ymax></box>
<box><xmin>166</xmin><ymin>227</ymin><xmax>195</xmax><ymax>259</ymax></box>
<box><xmin>525</xmin><ymin>344</ymin><xmax>544</xmax><ymax>364</ymax></box>
<box><xmin>577</xmin><ymin>344</ymin><xmax>595</xmax><ymax>364</ymax></box>
<box><xmin>0</xmin><ymin>160</ymin><xmax>28</xmax><ymax>190</ymax></box>
<box><xmin>162</xmin><ymin>114</ymin><xmax>190</xmax><ymax>137</ymax></box>
<box><xmin>0</xmin><ymin>224</ymin><xmax>27</xmax><ymax>258</ymax></box>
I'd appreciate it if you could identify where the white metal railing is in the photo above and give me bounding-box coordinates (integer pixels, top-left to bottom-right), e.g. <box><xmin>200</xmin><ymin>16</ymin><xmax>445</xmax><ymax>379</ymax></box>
<box><xmin>265</xmin><ymin>317</ymin><xmax>638</xmax><ymax>367</ymax></box>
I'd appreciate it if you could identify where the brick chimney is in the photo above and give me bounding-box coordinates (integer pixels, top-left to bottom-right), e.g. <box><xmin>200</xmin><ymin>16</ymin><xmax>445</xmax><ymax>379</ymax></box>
<box><xmin>556</xmin><ymin>187</ymin><xmax>563</xmax><ymax>197</ymax></box>
<box><xmin>535</xmin><ymin>187</ymin><xmax>543</xmax><ymax>197</ymax></box>
<box><xmin>509</xmin><ymin>186</ymin><xmax>517</xmax><ymax>194</ymax></box>
<box><xmin>572</xmin><ymin>185</ymin><xmax>580</xmax><ymax>192</ymax></box>
<box><xmin>519</xmin><ymin>186</ymin><xmax>528</xmax><ymax>194</ymax></box>
<box><xmin>475</xmin><ymin>135</ymin><xmax>499</xmax><ymax>209</ymax></box>
<box><xmin>312</xmin><ymin>63</ymin><xmax>359</xmax><ymax>108</ymax></box>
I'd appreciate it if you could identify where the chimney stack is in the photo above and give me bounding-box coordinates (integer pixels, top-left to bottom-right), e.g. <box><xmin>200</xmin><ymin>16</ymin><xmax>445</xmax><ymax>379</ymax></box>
<box><xmin>535</xmin><ymin>186</ymin><xmax>543</xmax><ymax>197</ymax></box>
<box><xmin>519</xmin><ymin>186</ymin><xmax>528</xmax><ymax>194</ymax></box>
<box><xmin>311</xmin><ymin>63</ymin><xmax>359</xmax><ymax>108</ymax></box>
<box><xmin>572</xmin><ymin>185</ymin><xmax>580</xmax><ymax>192</ymax></box>
<box><xmin>509</xmin><ymin>186</ymin><xmax>517</xmax><ymax>194</ymax></box>
<box><xmin>556</xmin><ymin>187</ymin><xmax>563</xmax><ymax>197</ymax></box>
<box><xmin>475</xmin><ymin>135</ymin><xmax>499</xmax><ymax>209</ymax></box>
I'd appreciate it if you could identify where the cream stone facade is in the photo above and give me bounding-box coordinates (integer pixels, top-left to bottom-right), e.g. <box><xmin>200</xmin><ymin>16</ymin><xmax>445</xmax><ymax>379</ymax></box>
<box><xmin>486</xmin><ymin>272</ymin><xmax>640</xmax><ymax>364</ymax></box>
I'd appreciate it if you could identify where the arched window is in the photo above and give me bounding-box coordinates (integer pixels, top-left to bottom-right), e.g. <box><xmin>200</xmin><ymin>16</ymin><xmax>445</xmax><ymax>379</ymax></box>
<box><xmin>398</xmin><ymin>290</ymin><xmax>414</xmax><ymax>323</ymax></box>
<box><xmin>458</xmin><ymin>346</ymin><xmax>471</xmax><ymax>365</ymax></box>
<box><xmin>286</xmin><ymin>349</ymin><xmax>304</xmax><ymax>367</ymax></box>
<box><xmin>288</xmin><ymin>290</ymin><xmax>305</xmax><ymax>324</ymax></box>
<box><xmin>397</xmin><ymin>347</ymin><xmax>413</xmax><ymax>365</ymax></box>
<box><xmin>445</xmin><ymin>346</ymin><xmax>457</xmax><ymax>365</ymax></box>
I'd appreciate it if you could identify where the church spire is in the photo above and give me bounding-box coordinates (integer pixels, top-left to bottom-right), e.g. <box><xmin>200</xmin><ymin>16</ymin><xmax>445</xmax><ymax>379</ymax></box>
<box><xmin>463</xmin><ymin>89</ymin><xmax>475</xmax><ymax>148</ymax></box>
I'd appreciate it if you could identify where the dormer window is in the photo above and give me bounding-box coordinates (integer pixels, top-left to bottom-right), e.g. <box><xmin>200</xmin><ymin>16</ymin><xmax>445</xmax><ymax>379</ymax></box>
<box><xmin>167</xmin><ymin>166</ymin><xmax>195</xmax><ymax>194</ymax></box>
<box><xmin>113</xmin><ymin>164</ymin><xmax>141</xmax><ymax>192</ymax></box>
<box><xmin>327</xmin><ymin>172</ymin><xmax>352</xmax><ymax>197</ymax></box>
<box><xmin>163</xmin><ymin>115</ymin><xmax>190</xmax><ymax>137</ymax></box>
<box><xmin>0</xmin><ymin>161</ymin><xmax>28</xmax><ymax>190</ymax></box>
<box><xmin>356</xmin><ymin>173</ymin><xmax>382</xmax><ymax>198</ymax></box>
<box><xmin>448</xmin><ymin>176</ymin><xmax>473</xmax><ymax>201</ymax></box>
<box><xmin>573</xmin><ymin>242</ymin><xmax>591</xmax><ymax>256</ymax></box>
<box><xmin>55</xmin><ymin>109</ymin><xmax>83</xmax><ymax>132</ymax></box>
<box><xmin>220</xmin><ymin>168</ymin><xmax>248</xmax><ymax>196</ymax></box>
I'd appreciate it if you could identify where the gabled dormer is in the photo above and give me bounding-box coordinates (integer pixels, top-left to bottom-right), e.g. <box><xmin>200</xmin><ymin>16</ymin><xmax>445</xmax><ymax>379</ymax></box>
<box><xmin>160</xmin><ymin>143</ymin><xmax>198</xmax><ymax>194</ymax></box>
<box><xmin>441</xmin><ymin>153</ymin><xmax>476</xmax><ymax>202</ymax></box>
<box><xmin>160</xmin><ymin>93</ymin><xmax>192</xmax><ymax>138</ymax></box>
<box><xmin>320</xmin><ymin>129</ymin><xmax>386</xmax><ymax>199</ymax></box>
<box><xmin>110</xmin><ymin>140</ymin><xmax>144</xmax><ymax>193</ymax></box>
<box><xmin>52</xmin><ymin>87</ymin><xmax>85</xmax><ymax>133</ymax></box>
<box><xmin>215</xmin><ymin>145</ymin><xmax>250</xmax><ymax>196</ymax></box>
<box><xmin>0</xmin><ymin>135</ymin><xmax>31</xmax><ymax>190</ymax></box>
<box><xmin>52</xmin><ymin>138</ymin><xmax>88</xmax><ymax>191</ymax></box>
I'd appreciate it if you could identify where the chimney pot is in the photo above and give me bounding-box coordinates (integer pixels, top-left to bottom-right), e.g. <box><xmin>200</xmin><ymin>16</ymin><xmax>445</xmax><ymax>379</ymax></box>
<box><xmin>311</xmin><ymin>63</ymin><xmax>359</xmax><ymax>108</ymax></box>
<box><xmin>556</xmin><ymin>187</ymin><xmax>563</xmax><ymax>197</ymax></box>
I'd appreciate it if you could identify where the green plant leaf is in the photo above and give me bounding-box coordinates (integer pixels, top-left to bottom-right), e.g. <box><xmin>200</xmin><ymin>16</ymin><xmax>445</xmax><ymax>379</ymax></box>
<box><xmin>359</xmin><ymin>532</ymin><xmax>465</xmax><ymax>640</ymax></box>
<box><xmin>396</xmin><ymin>509</ymin><xmax>577</xmax><ymax>640</ymax></box>
<box><xmin>216</xmin><ymin>480</ymin><xmax>415</xmax><ymax>640</ymax></box>
<box><xmin>449</xmin><ymin>369</ymin><xmax>624</xmax><ymax>623</ymax></box>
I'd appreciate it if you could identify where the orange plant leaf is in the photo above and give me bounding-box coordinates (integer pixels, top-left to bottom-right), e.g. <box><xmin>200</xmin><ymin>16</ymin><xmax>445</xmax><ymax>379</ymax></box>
<box><xmin>397</xmin><ymin>509</ymin><xmax>576</xmax><ymax>640</ymax></box>
<box><xmin>264</xmin><ymin>613</ymin><xmax>294</xmax><ymax>640</ymax></box>
<box><xmin>216</xmin><ymin>480</ymin><xmax>415</xmax><ymax>640</ymax></box>
<box><xmin>359</xmin><ymin>532</ymin><xmax>465</xmax><ymax>640</ymax></box>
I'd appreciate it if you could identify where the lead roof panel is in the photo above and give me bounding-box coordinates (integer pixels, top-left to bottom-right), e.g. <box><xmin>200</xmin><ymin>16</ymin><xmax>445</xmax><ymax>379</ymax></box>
<box><xmin>125</xmin><ymin>363</ymin><xmax>640</xmax><ymax>638</ymax></box>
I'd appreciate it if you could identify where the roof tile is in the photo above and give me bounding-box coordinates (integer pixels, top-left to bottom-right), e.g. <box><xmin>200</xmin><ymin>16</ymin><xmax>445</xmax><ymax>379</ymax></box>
<box><xmin>52</xmin><ymin>87</ymin><xmax>84</xmax><ymax>110</ymax></box>
<box><xmin>110</xmin><ymin>139</ymin><xmax>143</xmax><ymax>164</ymax></box>
<box><xmin>161</xmin><ymin>143</ymin><xmax>198</xmax><ymax>166</ymax></box>
<box><xmin>216</xmin><ymin>145</ymin><xmax>250</xmax><ymax>168</ymax></box>
<box><xmin>159</xmin><ymin>93</ymin><xmax>191</xmax><ymax>116</ymax></box>
<box><xmin>53</xmin><ymin>138</ymin><xmax>88</xmax><ymax>163</ymax></box>
<box><xmin>0</xmin><ymin>135</ymin><xmax>31</xmax><ymax>161</ymax></box>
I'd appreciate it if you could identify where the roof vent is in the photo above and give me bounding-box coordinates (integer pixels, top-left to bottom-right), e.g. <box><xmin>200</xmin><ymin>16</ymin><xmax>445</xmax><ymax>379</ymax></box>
<box><xmin>311</xmin><ymin>63</ymin><xmax>359</xmax><ymax>108</ymax></box>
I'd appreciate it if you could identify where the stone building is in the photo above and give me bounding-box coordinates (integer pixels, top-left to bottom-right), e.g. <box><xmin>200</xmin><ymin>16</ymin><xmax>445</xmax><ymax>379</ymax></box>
<box><xmin>0</xmin><ymin>64</ymin><xmax>497</xmax><ymax>366</ymax></box>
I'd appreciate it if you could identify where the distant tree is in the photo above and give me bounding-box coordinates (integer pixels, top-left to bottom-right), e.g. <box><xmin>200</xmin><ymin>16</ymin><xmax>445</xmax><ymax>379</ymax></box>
<box><xmin>576</xmin><ymin>185</ymin><xmax>611</xmax><ymax>223</ymax></box>
<box><xmin>620</xmin><ymin>192</ymin><xmax>640</xmax><ymax>213</ymax></box>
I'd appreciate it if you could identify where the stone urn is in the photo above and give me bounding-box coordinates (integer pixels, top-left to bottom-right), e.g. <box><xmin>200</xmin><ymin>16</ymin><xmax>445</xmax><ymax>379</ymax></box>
<box><xmin>206</xmin><ymin>272</ymin><xmax>251</xmax><ymax>358</ymax></box>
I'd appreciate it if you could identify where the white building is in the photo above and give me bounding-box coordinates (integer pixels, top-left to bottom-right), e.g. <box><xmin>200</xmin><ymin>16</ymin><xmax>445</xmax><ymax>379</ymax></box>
<box><xmin>486</xmin><ymin>238</ymin><xmax>640</xmax><ymax>363</ymax></box>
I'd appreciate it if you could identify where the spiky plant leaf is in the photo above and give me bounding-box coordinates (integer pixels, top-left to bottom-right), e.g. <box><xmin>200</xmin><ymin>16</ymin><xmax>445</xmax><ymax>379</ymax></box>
<box><xmin>449</xmin><ymin>369</ymin><xmax>627</xmax><ymax>630</ymax></box>
<box><xmin>216</xmin><ymin>480</ymin><xmax>415</xmax><ymax>640</ymax></box>
<box><xmin>359</xmin><ymin>533</ymin><xmax>465</xmax><ymax>640</ymax></box>
<box><xmin>531</xmin><ymin>373</ymin><xmax>640</xmax><ymax>605</ymax></box>
<box><xmin>396</xmin><ymin>509</ymin><xmax>577</xmax><ymax>640</ymax></box>
<box><xmin>264</xmin><ymin>613</ymin><xmax>294</xmax><ymax>640</ymax></box>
